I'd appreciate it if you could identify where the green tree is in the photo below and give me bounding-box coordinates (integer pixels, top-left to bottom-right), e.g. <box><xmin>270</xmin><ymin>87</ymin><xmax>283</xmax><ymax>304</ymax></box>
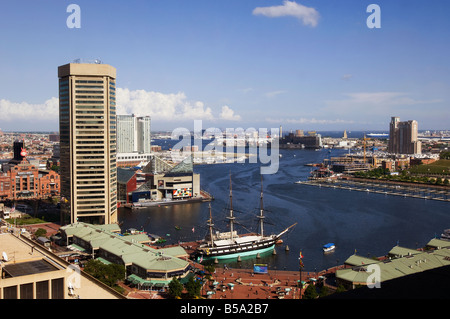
<box><xmin>440</xmin><ymin>151</ymin><xmax>450</xmax><ymax>160</ymax></box>
<box><xmin>185</xmin><ymin>276</ymin><xmax>202</xmax><ymax>298</ymax></box>
<box><xmin>319</xmin><ymin>285</ymin><xmax>330</xmax><ymax>298</ymax></box>
<box><xmin>34</xmin><ymin>228</ymin><xmax>47</xmax><ymax>238</ymax></box>
<box><xmin>335</xmin><ymin>284</ymin><xmax>347</xmax><ymax>293</ymax></box>
<box><xmin>303</xmin><ymin>284</ymin><xmax>318</xmax><ymax>299</ymax></box>
<box><xmin>168</xmin><ymin>277</ymin><xmax>184</xmax><ymax>299</ymax></box>
<box><xmin>84</xmin><ymin>259</ymin><xmax>125</xmax><ymax>287</ymax></box>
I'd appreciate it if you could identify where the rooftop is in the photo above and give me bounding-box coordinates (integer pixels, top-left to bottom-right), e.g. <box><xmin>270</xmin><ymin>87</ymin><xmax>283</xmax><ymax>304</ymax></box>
<box><xmin>60</xmin><ymin>222</ymin><xmax>189</xmax><ymax>273</ymax></box>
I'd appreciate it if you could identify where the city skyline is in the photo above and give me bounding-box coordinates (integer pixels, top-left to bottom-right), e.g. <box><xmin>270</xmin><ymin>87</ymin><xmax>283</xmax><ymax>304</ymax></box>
<box><xmin>0</xmin><ymin>0</ymin><xmax>449</xmax><ymax>132</ymax></box>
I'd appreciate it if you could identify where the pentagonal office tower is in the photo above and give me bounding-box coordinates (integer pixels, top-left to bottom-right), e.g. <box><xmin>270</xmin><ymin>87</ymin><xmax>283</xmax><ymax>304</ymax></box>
<box><xmin>58</xmin><ymin>62</ymin><xmax>118</xmax><ymax>225</ymax></box>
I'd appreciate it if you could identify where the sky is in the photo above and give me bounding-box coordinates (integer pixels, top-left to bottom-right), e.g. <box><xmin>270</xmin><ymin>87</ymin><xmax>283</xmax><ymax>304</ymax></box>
<box><xmin>0</xmin><ymin>0</ymin><xmax>449</xmax><ymax>132</ymax></box>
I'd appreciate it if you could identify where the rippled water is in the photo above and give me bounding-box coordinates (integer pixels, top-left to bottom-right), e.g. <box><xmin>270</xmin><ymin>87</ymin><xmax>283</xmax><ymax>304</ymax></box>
<box><xmin>119</xmin><ymin>146</ymin><xmax>450</xmax><ymax>272</ymax></box>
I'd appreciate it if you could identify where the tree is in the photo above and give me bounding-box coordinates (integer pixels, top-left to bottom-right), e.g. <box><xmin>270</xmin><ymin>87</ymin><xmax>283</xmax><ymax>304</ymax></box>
<box><xmin>440</xmin><ymin>151</ymin><xmax>450</xmax><ymax>160</ymax></box>
<box><xmin>168</xmin><ymin>277</ymin><xmax>184</xmax><ymax>299</ymax></box>
<box><xmin>84</xmin><ymin>259</ymin><xmax>125</xmax><ymax>287</ymax></box>
<box><xmin>335</xmin><ymin>284</ymin><xmax>347</xmax><ymax>293</ymax></box>
<box><xmin>319</xmin><ymin>285</ymin><xmax>330</xmax><ymax>298</ymax></box>
<box><xmin>185</xmin><ymin>276</ymin><xmax>202</xmax><ymax>298</ymax></box>
<box><xmin>34</xmin><ymin>228</ymin><xmax>47</xmax><ymax>238</ymax></box>
<box><xmin>303</xmin><ymin>284</ymin><xmax>318</xmax><ymax>299</ymax></box>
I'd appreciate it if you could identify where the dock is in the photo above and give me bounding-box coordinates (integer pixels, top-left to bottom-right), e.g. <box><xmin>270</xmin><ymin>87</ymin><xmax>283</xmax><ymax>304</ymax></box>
<box><xmin>296</xmin><ymin>178</ymin><xmax>450</xmax><ymax>202</ymax></box>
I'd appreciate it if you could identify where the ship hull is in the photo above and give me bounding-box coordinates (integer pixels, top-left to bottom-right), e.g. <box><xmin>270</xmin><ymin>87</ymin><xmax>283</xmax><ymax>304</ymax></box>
<box><xmin>196</xmin><ymin>237</ymin><xmax>278</xmax><ymax>261</ymax></box>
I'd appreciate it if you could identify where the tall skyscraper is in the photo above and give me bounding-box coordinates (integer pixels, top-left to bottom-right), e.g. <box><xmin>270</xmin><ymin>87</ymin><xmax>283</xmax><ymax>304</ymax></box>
<box><xmin>58</xmin><ymin>62</ymin><xmax>118</xmax><ymax>225</ymax></box>
<box><xmin>116</xmin><ymin>114</ymin><xmax>151</xmax><ymax>154</ymax></box>
<box><xmin>388</xmin><ymin>117</ymin><xmax>422</xmax><ymax>154</ymax></box>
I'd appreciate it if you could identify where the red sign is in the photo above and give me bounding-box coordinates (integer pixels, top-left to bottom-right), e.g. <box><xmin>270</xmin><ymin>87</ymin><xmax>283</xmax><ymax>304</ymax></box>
<box><xmin>20</xmin><ymin>148</ymin><xmax>27</xmax><ymax>157</ymax></box>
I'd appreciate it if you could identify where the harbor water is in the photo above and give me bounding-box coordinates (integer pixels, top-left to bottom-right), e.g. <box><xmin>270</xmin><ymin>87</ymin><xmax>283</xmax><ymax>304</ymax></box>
<box><xmin>118</xmin><ymin>138</ymin><xmax>450</xmax><ymax>273</ymax></box>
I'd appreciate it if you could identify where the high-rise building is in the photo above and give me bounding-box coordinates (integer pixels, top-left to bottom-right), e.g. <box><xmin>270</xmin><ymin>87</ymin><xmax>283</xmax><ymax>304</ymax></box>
<box><xmin>136</xmin><ymin>116</ymin><xmax>152</xmax><ymax>154</ymax></box>
<box><xmin>388</xmin><ymin>117</ymin><xmax>422</xmax><ymax>154</ymax></box>
<box><xmin>116</xmin><ymin>114</ymin><xmax>151</xmax><ymax>154</ymax></box>
<box><xmin>58</xmin><ymin>62</ymin><xmax>118</xmax><ymax>225</ymax></box>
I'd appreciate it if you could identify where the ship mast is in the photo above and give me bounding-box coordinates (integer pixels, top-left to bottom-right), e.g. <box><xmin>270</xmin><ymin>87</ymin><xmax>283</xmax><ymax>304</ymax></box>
<box><xmin>227</xmin><ymin>174</ymin><xmax>236</xmax><ymax>242</ymax></box>
<box><xmin>207</xmin><ymin>202</ymin><xmax>214</xmax><ymax>246</ymax></box>
<box><xmin>258</xmin><ymin>175</ymin><xmax>265</xmax><ymax>237</ymax></box>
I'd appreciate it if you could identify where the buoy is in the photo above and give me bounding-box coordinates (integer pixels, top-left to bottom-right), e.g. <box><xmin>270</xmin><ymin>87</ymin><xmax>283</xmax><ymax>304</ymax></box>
<box><xmin>272</xmin><ymin>249</ymin><xmax>277</xmax><ymax>255</ymax></box>
<box><xmin>256</xmin><ymin>253</ymin><xmax>260</xmax><ymax>259</ymax></box>
<box><xmin>285</xmin><ymin>245</ymin><xmax>289</xmax><ymax>251</ymax></box>
<box><xmin>214</xmin><ymin>258</ymin><xmax>218</xmax><ymax>264</ymax></box>
<box><xmin>237</xmin><ymin>256</ymin><xmax>241</xmax><ymax>262</ymax></box>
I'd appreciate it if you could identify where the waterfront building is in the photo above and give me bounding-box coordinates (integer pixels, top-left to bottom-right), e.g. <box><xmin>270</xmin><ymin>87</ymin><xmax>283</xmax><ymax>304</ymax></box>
<box><xmin>116</xmin><ymin>114</ymin><xmax>152</xmax><ymax>167</ymax></box>
<box><xmin>117</xmin><ymin>168</ymin><xmax>137</xmax><ymax>204</ymax></box>
<box><xmin>336</xmin><ymin>244</ymin><xmax>450</xmax><ymax>290</ymax></box>
<box><xmin>388</xmin><ymin>117</ymin><xmax>422</xmax><ymax>154</ymax></box>
<box><xmin>116</xmin><ymin>153</ymin><xmax>152</xmax><ymax>168</ymax></box>
<box><xmin>58</xmin><ymin>62</ymin><xmax>118</xmax><ymax>225</ymax></box>
<box><xmin>59</xmin><ymin>222</ymin><xmax>192</xmax><ymax>288</ymax></box>
<box><xmin>139</xmin><ymin>155</ymin><xmax>200</xmax><ymax>202</ymax></box>
<box><xmin>280</xmin><ymin>131</ymin><xmax>322</xmax><ymax>149</ymax></box>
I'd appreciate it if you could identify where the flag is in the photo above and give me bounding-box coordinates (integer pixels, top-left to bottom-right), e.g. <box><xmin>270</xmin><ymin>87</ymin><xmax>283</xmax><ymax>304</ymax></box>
<box><xmin>299</xmin><ymin>251</ymin><xmax>303</xmax><ymax>259</ymax></box>
<box><xmin>192</xmin><ymin>227</ymin><xmax>195</xmax><ymax>233</ymax></box>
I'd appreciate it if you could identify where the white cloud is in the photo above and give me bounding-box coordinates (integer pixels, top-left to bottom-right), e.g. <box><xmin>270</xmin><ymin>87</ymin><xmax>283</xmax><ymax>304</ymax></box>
<box><xmin>265</xmin><ymin>90</ymin><xmax>287</xmax><ymax>98</ymax></box>
<box><xmin>341</xmin><ymin>74</ymin><xmax>353</xmax><ymax>81</ymax></box>
<box><xmin>219</xmin><ymin>105</ymin><xmax>242</xmax><ymax>121</ymax></box>
<box><xmin>252</xmin><ymin>1</ymin><xmax>320</xmax><ymax>27</ymax></box>
<box><xmin>324</xmin><ymin>92</ymin><xmax>443</xmax><ymax>114</ymax></box>
<box><xmin>0</xmin><ymin>97</ymin><xmax>58</xmax><ymax>121</ymax></box>
<box><xmin>267</xmin><ymin>117</ymin><xmax>354</xmax><ymax>125</ymax></box>
<box><xmin>0</xmin><ymin>89</ymin><xmax>244</xmax><ymax>129</ymax></box>
<box><xmin>238</xmin><ymin>87</ymin><xmax>253</xmax><ymax>94</ymax></box>
<box><xmin>116</xmin><ymin>88</ymin><xmax>214</xmax><ymax>121</ymax></box>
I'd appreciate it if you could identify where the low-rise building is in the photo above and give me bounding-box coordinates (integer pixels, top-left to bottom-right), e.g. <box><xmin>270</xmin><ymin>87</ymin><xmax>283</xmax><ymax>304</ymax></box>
<box><xmin>139</xmin><ymin>155</ymin><xmax>200</xmax><ymax>202</ymax></box>
<box><xmin>336</xmin><ymin>241</ymin><xmax>450</xmax><ymax>290</ymax></box>
<box><xmin>117</xmin><ymin>168</ymin><xmax>137</xmax><ymax>204</ymax></box>
<box><xmin>59</xmin><ymin>222</ymin><xmax>192</xmax><ymax>288</ymax></box>
<box><xmin>0</xmin><ymin>140</ymin><xmax>60</xmax><ymax>201</ymax></box>
<box><xmin>0</xmin><ymin>231</ymin><xmax>124</xmax><ymax>299</ymax></box>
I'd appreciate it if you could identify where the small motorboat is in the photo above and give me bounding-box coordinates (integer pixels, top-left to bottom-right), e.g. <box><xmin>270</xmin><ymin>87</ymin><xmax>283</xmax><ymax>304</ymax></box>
<box><xmin>323</xmin><ymin>243</ymin><xmax>335</xmax><ymax>253</ymax></box>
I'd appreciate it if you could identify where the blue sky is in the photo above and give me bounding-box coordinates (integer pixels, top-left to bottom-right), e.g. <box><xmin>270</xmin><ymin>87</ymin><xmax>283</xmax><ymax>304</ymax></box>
<box><xmin>0</xmin><ymin>0</ymin><xmax>449</xmax><ymax>132</ymax></box>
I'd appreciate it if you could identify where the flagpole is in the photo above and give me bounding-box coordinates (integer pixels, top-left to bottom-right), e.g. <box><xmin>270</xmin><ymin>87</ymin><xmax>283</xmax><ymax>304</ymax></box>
<box><xmin>299</xmin><ymin>250</ymin><xmax>303</xmax><ymax>299</ymax></box>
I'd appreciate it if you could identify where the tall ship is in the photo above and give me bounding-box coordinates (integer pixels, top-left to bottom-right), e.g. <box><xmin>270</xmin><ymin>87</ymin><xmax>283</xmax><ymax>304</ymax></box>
<box><xmin>195</xmin><ymin>177</ymin><xmax>296</xmax><ymax>261</ymax></box>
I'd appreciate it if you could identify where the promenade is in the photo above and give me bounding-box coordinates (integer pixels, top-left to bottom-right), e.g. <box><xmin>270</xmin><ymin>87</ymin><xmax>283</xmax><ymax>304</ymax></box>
<box><xmin>122</xmin><ymin>262</ymin><xmax>339</xmax><ymax>300</ymax></box>
<box><xmin>203</xmin><ymin>267</ymin><xmax>325</xmax><ymax>299</ymax></box>
<box><xmin>297</xmin><ymin>177</ymin><xmax>450</xmax><ymax>202</ymax></box>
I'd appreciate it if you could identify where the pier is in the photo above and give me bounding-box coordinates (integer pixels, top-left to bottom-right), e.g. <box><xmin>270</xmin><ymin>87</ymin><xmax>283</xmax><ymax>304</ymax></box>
<box><xmin>296</xmin><ymin>178</ymin><xmax>450</xmax><ymax>202</ymax></box>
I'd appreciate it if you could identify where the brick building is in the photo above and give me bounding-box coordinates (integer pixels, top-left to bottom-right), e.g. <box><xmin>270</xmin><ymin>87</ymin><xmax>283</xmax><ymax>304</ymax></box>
<box><xmin>0</xmin><ymin>140</ymin><xmax>60</xmax><ymax>201</ymax></box>
<box><xmin>39</xmin><ymin>170</ymin><xmax>60</xmax><ymax>199</ymax></box>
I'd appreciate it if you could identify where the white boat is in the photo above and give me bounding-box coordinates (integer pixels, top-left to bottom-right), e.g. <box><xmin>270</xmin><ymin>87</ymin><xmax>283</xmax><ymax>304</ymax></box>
<box><xmin>441</xmin><ymin>229</ymin><xmax>450</xmax><ymax>241</ymax></box>
<box><xmin>323</xmin><ymin>243</ymin><xmax>335</xmax><ymax>253</ymax></box>
<box><xmin>367</xmin><ymin>133</ymin><xmax>389</xmax><ymax>138</ymax></box>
